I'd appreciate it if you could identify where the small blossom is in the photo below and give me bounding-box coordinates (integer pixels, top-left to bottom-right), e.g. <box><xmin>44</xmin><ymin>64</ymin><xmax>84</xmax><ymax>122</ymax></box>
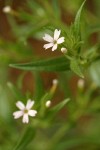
<box><xmin>13</xmin><ymin>99</ymin><xmax>37</xmax><ymax>124</ymax></box>
<box><xmin>43</xmin><ymin>29</ymin><xmax>65</xmax><ymax>51</ymax></box>
<box><xmin>46</xmin><ymin>100</ymin><xmax>51</xmax><ymax>107</ymax></box>
<box><xmin>3</xmin><ymin>6</ymin><xmax>11</xmax><ymax>13</ymax></box>
<box><xmin>77</xmin><ymin>79</ymin><xmax>85</xmax><ymax>88</ymax></box>
<box><xmin>61</xmin><ymin>47</ymin><xmax>67</xmax><ymax>54</ymax></box>
<box><xmin>52</xmin><ymin>79</ymin><xmax>58</xmax><ymax>85</ymax></box>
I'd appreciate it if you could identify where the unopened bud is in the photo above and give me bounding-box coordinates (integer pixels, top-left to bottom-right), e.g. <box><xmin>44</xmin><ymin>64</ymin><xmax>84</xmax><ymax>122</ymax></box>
<box><xmin>52</xmin><ymin>79</ymin><xmax>58</xmax><ymax>85</ymax></box>
<box><xmin>3</xmin><ymin>6</ymin><xmax>11</xmax><ymax>13</ymax></box>
<box><xmin>45</xmin><ymin>100</ymin><xmax>51</xmax><ymax>107</ymax></box>
<box><xmin>77</xmin><ymin>79</ymin><xmax>85</xmax><ymax>88</ymax></box>
<box><xmin>61</xmin><ymin>47</ymin><xmax>67</xmax><ymax>54</ymax></box>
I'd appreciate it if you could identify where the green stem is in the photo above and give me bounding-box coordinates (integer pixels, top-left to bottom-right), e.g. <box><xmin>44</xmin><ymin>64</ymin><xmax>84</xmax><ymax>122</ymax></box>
<box><xmin>47</xmin><ymin>123</ymin><xmax>71</xmax><ymax>150</ymax></box>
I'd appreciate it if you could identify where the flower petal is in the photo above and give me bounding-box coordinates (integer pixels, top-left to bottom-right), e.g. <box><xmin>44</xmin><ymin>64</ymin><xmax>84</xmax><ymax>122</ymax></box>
<box><xmin>57</xmin><ymin>37</ymin><xmax>65</xmax><ymax>44</ymax></box>
<box><xmin>26</xmin><ymin>99</ymin><xmax>34</xmax><ymax>110</ymax></box>
<box><xmin>54</xmin><ymin>29</ymin><xmax>61</xmax><ymax>40</ymax></box>
<box><xmin>28</xmin><ymin>110</ymin><xmax>37</xmax><ymax>117</ymax></box>
<box><xmin>43</xmin><ymin>34</ymin><xmax>53</xmax><ymax>42</ymax></box>
<box><xmin>22</xmin><ymin>114</ymin><xmax>29</xmax><ymax>123</ymax></box>
<box><xmin>13</xmin><ymin>111</ymin><xmax>23</xmax><ymax>119</ymax></box>
<box><xmin>43</xmin><ymin>43</ymin><xmax>54</xmax><ymax>49</ymax></box>
<box><xmin>16</xmin><ymin>101</ymin><xmax>25</xmax><ymax>110</ymax></box>
<box><xmin>52</xmin><ymin>44</ymin><xmax>57</xmax><ymax>51</ymax></box>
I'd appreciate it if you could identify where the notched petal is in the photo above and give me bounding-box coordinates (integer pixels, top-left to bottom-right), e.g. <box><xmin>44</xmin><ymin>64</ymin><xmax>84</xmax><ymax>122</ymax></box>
<box><xmin>43</xmin><ymin>43</ymin><xmax>53</xmax><ymax>49</ymax></box>
<box><xmin>52</xmin><ymin>44</ymin><xmax>57</xmax><ymax>51</ymax></box>
<box><xmin>13</xmin><ymin>110</ymin><xmax>23</xmax><ymax>119</ymax></box>
<box><xmin>28</xmin><ymin>110</ymin><xmax>37</xmax><ymax>117</ymax></box>
<box><xmin>57</xmin><ymin>37</ymin><xmax>65</xmax><ymax>44</ymax></box>
<box><xmin>22</xmin><ymin>114</ymin><xmax>29</xmax><ymax>123</ymax></box>
<box><xmin>43</xmin><ymin>34</ymin><xmax>53</xmax><ymax>42</ymax></box>
<box><xmin>54</xmin><ymin>29</ymin><xmax>61</xmax><ymax>40</ymax></box>
<box><xmin>16</xmin><ymin>101</ymin><xmax>25</xmax><ymax>110</ymax></box>
<box><xmin>26</xmin><ymin>99</ymin><xmax>34</xmax><ymax>110</ymax></box>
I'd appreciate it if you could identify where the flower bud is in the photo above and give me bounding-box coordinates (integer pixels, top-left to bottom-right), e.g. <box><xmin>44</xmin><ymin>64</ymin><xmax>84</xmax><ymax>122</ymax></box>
<box><xmin>3</xmin><ymin>6</ymin><xmax>11</xmax><ymax>13</ymax></box>
<box><xmin>77</xmin><ymin>79</ymin><xmax>85</xmax><ymax>88</ymax></box>
<box><xmin>45</xmin><ymin>100</ymin><xmax>51</xmax><ymax>107</ymax></box>
<box><xmin>52</xmin><ymin>79</ymin><xmax>58</xmax><ymax>85</ymax></box>
<box><xmin>61</xmin><ymin>47</ymin><xmax>67</xmax><ymax>54</ymax></box>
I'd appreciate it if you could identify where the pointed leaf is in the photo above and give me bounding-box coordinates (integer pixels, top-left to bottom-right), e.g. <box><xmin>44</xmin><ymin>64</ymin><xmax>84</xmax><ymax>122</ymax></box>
<box><xmin>56</xmin><ymin>136</ymin><xmax>100</xmax><ymax>150</ymax></box>
<box><xmin>52</xmin><ymin>98</ymin><xmax>70</xmax><ymax>113</ymax></box>
<box><xmin>7</xmin><ymin>82</ymin><xmax>24</xmax><ymax>100</ymax></box>
<box><xmin>52</xmin><ymin>0</ymin><xmax>61</xmax><ymax>19</ymax></box>
<box><xmin>70</xmin><ymin>59</ymin><xmax>84</xmax><ymax>78</ymax></box>
<box><xmin>13</xmin><ymin>127</ymin><xmax>35</xmax><ymax>150</ymax></box>
<box><xmin>9</xmin><ymin>56</ymin><xmax>70</xmax><ymax>72</ymax></box>
<box><xmin>47</xmin><ymin>98</ymin><xmax>70</xmax><ymax>122</ymax></box>
<box><xmin>74</xmin><ymin>0</ymin><xmax>86</xmax><ymax>35</ymax></box>
<box><xmin>34</xmin><ymin>72</ymin><xmax>44</xmax><ymax>101</ymax></box>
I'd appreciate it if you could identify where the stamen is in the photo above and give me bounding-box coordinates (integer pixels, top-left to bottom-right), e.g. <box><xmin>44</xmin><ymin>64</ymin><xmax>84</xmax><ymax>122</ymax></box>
<box><xmin>24</xmin><ymin>109</ymin><xmax>28</xmax><ymax>113</ymax></box>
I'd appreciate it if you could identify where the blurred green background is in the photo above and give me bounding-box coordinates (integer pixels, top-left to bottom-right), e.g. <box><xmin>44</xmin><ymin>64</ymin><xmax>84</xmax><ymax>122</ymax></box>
<box><xmin>0</xmin><ymin>0</ymin><xmax>100</xmax><ymax>150</ymax></box>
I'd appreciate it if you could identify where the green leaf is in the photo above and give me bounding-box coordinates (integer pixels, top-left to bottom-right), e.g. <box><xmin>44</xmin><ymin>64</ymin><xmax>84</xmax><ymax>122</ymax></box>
<box><xmin>56</xmin><ymin>136</ymin><xmax>100</xmax><ymax>150</ymax></box>
<box><xmin>52</xmin><ymin>0</ymin><xmax>61</xmax><ymax>19</ymax></box>
<box><xmin>89</xmin><ymin>60</ymin><xmax>100</xmax><ymax>87</ymax></box>
<box><xmin>26</xmin><ymin>0</ymin><xmax>42</xmax><ymax>12</ymax></box>
<box><xmin>48</xmin><ymin>98</ymin><xmax>70</xmax><ymax>120</ymax></box>
<box><xmin>52</xmin><ymin>98</ymin><xmax>70</xmax><ymax>113</ymax></box>
<box><xmin>34</xmin><ymin>72</ymin><xmax>44</xmax><ymax>101</ymax></box>
<box><xmin>58</xmin><ymin>72</ymin><xmax>72</xmax><ymax>97</ymax></box>
<box><xmin>8</xmin><ymin>16</ymin><xmax>48</xmax><ymax>42</ymax></box>
<box><xmin>45</xmin><ymin>98</ymin><xmax>70</xmax><ymax>123</ymax></box>
<box><xmin>7</xmin><ymin>82</ymin><xmax>24</xmax><ymax>100</ymax></box>
<box><xmin>0</xmin><ymin>85</ymin><xmax>11</xmax><ymax>121</ymax></box>
<box><xmin>74</xmin><ymin>0</ymin><xmax>86</xmax><ymax>36</ymax></box>
<box><xmin>9</xmin><ymin>56</ymin><xmax>70</xmax><ymax>72</ymax></box>
<box><xmin>70</xmin><ymin>59</ymin><xmax>84</xmax><ymax>78</ymax></box>
<box><xmin>13</xmin><ymin>127</ymin><xmax>35</xmax><ymax>150</ymax></box>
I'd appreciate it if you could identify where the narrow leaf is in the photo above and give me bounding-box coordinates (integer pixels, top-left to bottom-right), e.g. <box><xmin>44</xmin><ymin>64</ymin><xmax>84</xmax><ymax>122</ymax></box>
<box><xmin>52</xmin><ymin>98</ymin><xmax>70</xmax><ymax>113</ymax></box>
<box><xmin>47</xmin><ymin>98</ymin><xmax>70</xmax><ymax>120</ymax></box>
<box><xmin>7</xmin><ymin>82</ymin><xmax>24</xmax><ymax>100</ymax></box>
<box><xmin>52</xmin><ymin>0</ymin><xmax>61</xmax><ymax>19</ymax></box>
<box><xmin>13</xmin><ymin>127</ymin><xmax>35</xmax><ymax>150</ymax></box>
<box><xmin>74</xmin><ymin>0</ymin><xmax>86</xmax><ymax>35</ymax></box>
<box><xmin>34</xmin><ymin>72</ymin><xmax>44</xmax><ymax>101</ymax></box>
<box><xmin>70</xmin><ymin>59</ymin><xmax>84</xmax><ymax>78</ymax></box>
<box><xmin>56</xmin><ymin>136</ymin><xmax>100</xmax><ymax>150</ymax></box>
<box><xmin>9</xmin><ymin>56</ymin><xmax>70</xmax><ymax>72</ymax></box>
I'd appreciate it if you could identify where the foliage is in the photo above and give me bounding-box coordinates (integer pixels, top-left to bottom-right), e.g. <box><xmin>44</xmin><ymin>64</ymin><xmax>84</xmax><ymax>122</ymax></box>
<box><xmin>0</xmin><ymin>0</ymin><xmax>100</xmax><ymax>150</ymax></box>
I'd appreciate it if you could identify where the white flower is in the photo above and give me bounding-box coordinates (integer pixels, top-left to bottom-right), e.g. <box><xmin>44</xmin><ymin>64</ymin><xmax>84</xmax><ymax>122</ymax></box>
<box><xmin>13</xmin><ymin>99</ymin><xmax>37</xmax><ymax>124</ymax></box>
<box><xmin>61</xmin><ymin>47</ymin><xmax>67</xmax><ymax>54</ymax></box>
<box><xmin>43</xmin><ymin>29</ymin><xmax>65</xmax><ymax>51</ymax></box>
<box><xmin>3</xmin><ymin>6</ymin><xmax>11</xmax><ymax>13</ymax></box>
<box><xmin>45</xmin><ymin>100</ymin><xmax>51</xmax><ymax>107</ymax></box>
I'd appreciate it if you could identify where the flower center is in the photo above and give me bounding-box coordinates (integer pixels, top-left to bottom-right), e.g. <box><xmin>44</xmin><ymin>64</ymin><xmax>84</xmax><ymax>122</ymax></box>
<box><xmin>53</xmin><ymin>40</ymin><xmax>57</xmax><ymax>44</ymax></box>
<box><xmin>24</xmin><ymin>109</ymin><xmax>28</xmax><ymax>114</ymax></box>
